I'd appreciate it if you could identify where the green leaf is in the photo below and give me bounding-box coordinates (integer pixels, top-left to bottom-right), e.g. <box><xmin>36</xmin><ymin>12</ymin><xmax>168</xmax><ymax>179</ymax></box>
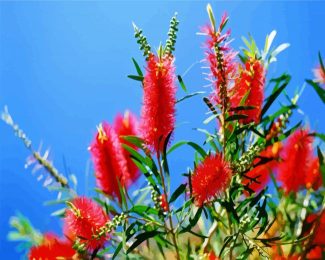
<box><xmin>264</xmin><ymin>30</ymin><xmax>276</xmax><ymax>55</ymax></box>
<box><xmin>306</xmin><ymin>79</ymin><xmax>325</xmax><ymax>104</ymax></box>
<box><xmin>229</xmin><ymin>105</ymin><xmax>256</xmax><ymax>112</ymax></box>
<box><xmin>50</xmin><ymin>208</ymin><xmax>66</xmax><ymax>217</ymax></box>
<box><xmin>180</xmin><ymin>207</ymin><xmax>203</xmax><ymax>234</ymax></box>
<box><xmin>129</xmin><ymin>205</ymin><xmax>159</xmax><ymax>216</ymax></box>
<box><xmin>225</xmin><ymin>114</ymin><xmax>248</xmax><ymax>122</ymax></box>
<box><xmin>177</xmin><ymin>91</ymin><xmax>205</xmax><ymax>103</ymax></box>
<box><xmin>162</xmin><ymin>131</ymin><xmax>173</xmax><ymax>176</ymax></box>
<box><xmin>261</xmin><ymin>74</ymin><xmax>291</xmax><ymax>117</ymax></box>
<box><xmin>169</xmin><ymin>183</ymin><xmax>187</xmax><ymax>204</ymax></box>
<box><xmin>317</xmin><ymin>146</ymin><xmax>325</xmax><ymax>187</ymax></box>
<box><xmin>126</xmin><ymin>230</ymin><xmax>162</xmax><ymax>254</ymax></box>
<box><xmin>132</xmin><ymin>57</ymin><xmax>143</xmax><ymax>77</ymax></box>
<box><xmin>127</xmin><ymin>75</ymin><xmax>144</xmax><ymax>82</ymax></box>
<box><xmin>177</xmin><ymin>75</ymin><xmax>187</xmax><ymax>92</ymax></box>
<box><xmin>314</xmin><ymin>133</ymin><xmax>325</xmax><ymax>142</ymax></box>
<box><xmin>167</xmin><ymin>140</ymin><xmax>207</xmax><ymax>158</ymax></box>
<box><xmin>271</xmin><ymin>43</ymin><xmax>290</xmax><ymax>57</ymax></box>
<box><xmin>319</xmin><ymin>52</ymin><xmax>325</xmax><ymax>74</ymax></box>
<box><xmin>112</xmin><ymin>242</ymin><xmax>123</xmax><ymax>260</ymax></box>
<box><xmin>121</xmin><ymin>135</ymin><xmax>145</xmax><ymax>149</ymax></box>
<box><xmin>203</xmin><ymin>113</ymin><xmax>220</xmax><ymax>124</ymax></box>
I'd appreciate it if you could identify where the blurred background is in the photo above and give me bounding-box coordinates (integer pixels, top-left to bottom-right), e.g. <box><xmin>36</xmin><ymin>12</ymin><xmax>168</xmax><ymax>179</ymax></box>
<box><xmin>1</xmin><ymin>1</ymin><xmax>324</xmax><ymax>258</ymax></box>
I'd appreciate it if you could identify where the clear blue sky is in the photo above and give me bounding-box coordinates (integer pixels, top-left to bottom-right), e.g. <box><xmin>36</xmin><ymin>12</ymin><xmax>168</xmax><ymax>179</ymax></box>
<box><xmin>1</xmin><ymin>1</ymin><xmax>324</xmax><ymax>258</ymax></box>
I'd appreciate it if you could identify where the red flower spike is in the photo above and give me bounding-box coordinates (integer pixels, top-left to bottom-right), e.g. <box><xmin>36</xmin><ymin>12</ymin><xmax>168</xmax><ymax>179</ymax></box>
<box><xmin>305</xmin><ymin>157</ymin><xmax>322</xmax><ymax>191</ymax></box>
<box><xmin>29</xmin><ymin>233</ymin><xmax>75</xmax><ymax>260</ymax></box>
<box><xmin>307</xmin><ymin>246</ymin><xmax>323</xmax><ymax>259</ymax></box>
<box><xmin>313</xmin><ymin>211</ymin><xmax>325</xmax><ymax>246</ymax></box>
<box><xmin>192</xmin><ymin>153</ymin><xmax>232</xmax><ymax>207</ymax></box>
<box><xmin>159</xmin><ymin>194</ymin><xmax>169</xmax><ymax>212</ymax></box>
<box><xmin>90</xmin><ymin>122</ymin><xmax>130</xmax><ymax>199</ymax></box>
<box><xmin>230</xmin><ymin>58</ymin><xmax>266</xmax><ymax>124</ymax></box>
<box><xmin>114</xmin><ymin>110</ymin><xmax>140</xmax><ymax>184</ymax></box>
<box><xmin>243</xmin><ymin>142</ymin><xmax>282</xmax><ymax>194</ymax></box>
<box><xmin>313</xmin><ymin>66</ymin><xmax>325</xmax><ymax>86</ymax></box>
<box><xmin>64</xmin><ymin>197</ymin><xmax>109</xmax><ymax>251</ymax></box>
<box><xmin>278</xmin><ymin>129</ymin><xmax>314</xmax><ymax>193</ymax></box>
<box><xmin>140</xmin><ymin>53</ymin><xmax>176</xmax><ymax>152</ymax></box>
<box><xmin>202</xmin><ymin>14</ymin><xmax>237</xmax><ymax>108</ymax></box>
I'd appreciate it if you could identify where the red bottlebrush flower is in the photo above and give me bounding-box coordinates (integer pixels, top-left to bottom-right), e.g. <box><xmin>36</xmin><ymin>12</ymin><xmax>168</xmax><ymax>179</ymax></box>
<box><xmin>305</xmin><ymin>157</ymin><xmax>322</xmax><ymax>190</ymax></box>
<box><xmin>29</xmin><ymin>233</ymin><xmax>75</xmax><ymax>260</ymax></box>
<box><xmin>313</xmin><ymin>66</ymin><xmax>325</xmax><ymax>86</ymax></box>
<box><xmin>313</xmin><ymin>211</ymin><xmax>325</xmax><ymax>246</ymax></box>
<box><xmin>243</xmin><ymin>142</ymin><xmax>282</xmax><ymax>194</ymax></box>
<box><xmin>192</xmin><ymin>153</ymin><xmax>232</xmax><ymax>207</ymax></box>
<box><xmin>90</xmin><ymin>122</ymin><xmax>129</xmax><ymax>199</ymax></box>
<box><xmin>64</xmin><ymin>197</ymin><xmax>109</xmax><ymax>251</ymax></box>
<box><xmin>140</xmin><ymin>53</ymin><xmax>176</xmax><ymax>152</ymax></box>
<box><xmin>202</xmin><ymin>13</ymin><xmax>237</xmax><ymax>108</ymax></box>
<box><xmin>278</xmin><ymin>129</ymin><xmax>314</xmax><ymax>193</ymax></box>
<box><xmin>230</xmin><ymin>58</ymin><xmax>266</xmax><ymax>124</ymax></box>
<box><xmin>159</xmin><ymin>194</ymin><xmax>169</xmax><ymax>212</ymax></box>
<box><xmin>114</xmin><ymin>110</ymin><xmax>140</xmax><ymax>184</ymax></box>
<box><xmin>207</xmin><ymin>251</ymin><xmax>220</xmax><ymax>260</ymax></box>
<box><xmin>307</xmin><ymin>246</ymin><xmax>323</xmax><ymax>259</ymax></box>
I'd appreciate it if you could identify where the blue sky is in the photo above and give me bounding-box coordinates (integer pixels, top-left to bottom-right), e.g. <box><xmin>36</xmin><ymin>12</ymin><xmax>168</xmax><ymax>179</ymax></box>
<box><xmin>0</xmin><ymin>1</ymin><xmax>324</xmax><ymax>258</ymax></box>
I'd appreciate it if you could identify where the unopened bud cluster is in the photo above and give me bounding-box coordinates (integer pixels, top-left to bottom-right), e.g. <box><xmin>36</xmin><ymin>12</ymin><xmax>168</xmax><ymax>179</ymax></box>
<box><xmin>165</xmin><ymin>14</ymin><xmax>179</xmax><ymax>55</ymax></box>
<box><xmin>1</xmin><ymin>106</ymin><xmax>32</xmax><ymax>149</ymax></box>
<box><xmin>232</xmin><ymin>142</ymin><xmax>265</xmax><ymax>173</ymax></box>
<box><xmin>266</xmin><ymin>111</ymin><xmax>292</xmax><ymax>140</ymax></box>
<box><xmin>95</xmin><ymin>212</ymin><xmax>128</xmax><ymax>239</ymax></box>
<box><xmin>151</xmin><ymin>187</ymin><xmax>168</xmax><ymax>218</ymax></box>
<box><xmin>133</xmin><ymin>25</ymin><xmax>151</xmax><ymax>59</ymax></box>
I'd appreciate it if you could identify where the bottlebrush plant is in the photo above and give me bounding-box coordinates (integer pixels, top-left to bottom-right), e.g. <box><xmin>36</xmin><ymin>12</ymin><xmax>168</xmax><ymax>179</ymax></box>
<box><xmin>2</xmin><ymin>4</ymin><xmax>325</xmax><ymax>260</ymax></box>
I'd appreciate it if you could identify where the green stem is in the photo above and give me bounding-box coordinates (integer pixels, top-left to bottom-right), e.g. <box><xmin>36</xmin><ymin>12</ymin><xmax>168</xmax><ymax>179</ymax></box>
<box><xmin>157</xmin><ymin>151</ymin><xmax>181</xmax><ymax>260</ymax></box>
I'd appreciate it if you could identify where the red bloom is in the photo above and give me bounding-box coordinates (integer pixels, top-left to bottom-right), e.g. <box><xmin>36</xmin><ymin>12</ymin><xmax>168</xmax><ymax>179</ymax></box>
<box><xmin>159</xmin><ymin>194</ymin><xmax>168</xmax><ymax>212</ymax></box>
<box><xmin>313</xmin><ymin>66</ymin><xmax>325</xmax><ymax>85</ymax></box>
<box><xmin>307</xmin><ymin>246</ymin><xmax>323</xmax><ymax>259</ymax></box>
<box><xmin>278</xmin><ymin>129</ymin><xmax>314</xmax><ymax>193</ymax></box>
<box><xmin>90</xmin><ymin>122</ymin><xmax>129</xmax><ymax>199</ymax></box>
<box><xmin>202</xmin><ymin>13</ymin><xmax>237</xmax><ymax>107</ymax></box>
<box><xmin>140</xmin><ymin>53</ymin><xmax>176</xmax><ymax>152</ymax></box>
<box><xmin>114</xmin><ymin>110</ymin><xmax>140</xmax><ymax>184</ymax></box>
<box><xmin>313</xmin><ymin>211</ymin><xmax>325</xmax><ymax>246</ymax></box>
<box><xmin>192</xmin><ymin>153</ymin><xmax>232</xmax><ymax>207</ymax></box>
<box><xmin>243</xmin><ymin>142</ymin><xmax>282</xmax><ymax>194</ymax></box>
<box><xmin>64</xmin><ymin>197</ymin><xmax>109</xmax><ymax>251</ymax></box>
<box><xmin>29</xmin><ymin>233</ymin><xmax>75</xmax><ymax>260</ymax></box>
<box><xmin>305</xmin><ymin>157</ymin><xmax>322</xmax><ymax>190</ymax></box>
<box><xmin>230</xmin><ymin>58</ymin><xmax>266</xmax><ymax>124</ymax></box>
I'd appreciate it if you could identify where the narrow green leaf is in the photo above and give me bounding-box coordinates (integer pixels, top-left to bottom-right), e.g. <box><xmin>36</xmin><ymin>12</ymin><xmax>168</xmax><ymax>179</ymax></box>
<box><xmin>112</xmin><ymin>242</ymin><xmax>123</xmax><ymax>260</ymax></box>
<box><xmin>319</xmin><ymin>52</ymin><xmax>325</xmax><ymax>74</ymax></box>
<box><xmin>167</xmin><ymin>140</ymin><xmax>207</xmax><ymax>158</ymax></box>
<box><xmin>129</xmin><ymin>205</ymin><xmax>159</xmax><ymax>216</ymax></box>
<box><xmin>169</xmin><ymin>183</ymin><xmax>187</xmax><ymax>204</ymax></box>
<box><xmin>261</xmin><ymin>74</ymin><xmax>291</xmax><ymax>117</ymax></box>
<box><xmin>229</xmin><ymin>105</ymin><xmax>256</xmax><ymax>112</ymax></box>
<box><xmin>127</xmin><ymin>75</ymin><xmax>144</xmax><ymax>82</ymax></box>
<box><xmin>50</xmin><ymin>208</ymin><xmax>65</xmax><ymax>217</ymax></box>
<box><xmin>225</xmin><ymin>114</ymin><xmax>248</xmax><ymax>122</ymax></box>
<box><xmin>306</xmin><ymin>79</ymin><xmax>325</xmax><ymax>104</ymax></box>
<box><xmin>126</xmin><ymin>230</ymin><xmax>162</xmax><ymax>254</ymax></box>
<box><xmin>132</xmin><ymin>57</ymin><xmax>143</xmax><ymax>77</ymax></box>
<box><xmin>317</xmin><ymin>146</ymin><xmax>325</xmax><ymax>187</ymax></box>
<box><xmin>177</xmin><ymin>75</ymin><xmax>187</xmax><ymax>92</ymax></box>
<box><xmin>121</xmin><ymin>135</ymin><xmax>145</xmax><ymax>149</ymax></box>
<box><xmin>177</xmin><ymin>91</ymin><xmax>205</xmax><ymax>103</ymax></box>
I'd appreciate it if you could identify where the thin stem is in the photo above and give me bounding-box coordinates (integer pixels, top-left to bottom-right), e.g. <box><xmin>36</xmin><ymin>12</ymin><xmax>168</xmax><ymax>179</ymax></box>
<box><xmin>225</xmin><ymin>191</ymin><xmax>234</xmax><ymax>260</ymax></box>
<box><xmin>157</xmin><ymin>150</ymin><xmax>181</xmax><ymax>260</ymax></box>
